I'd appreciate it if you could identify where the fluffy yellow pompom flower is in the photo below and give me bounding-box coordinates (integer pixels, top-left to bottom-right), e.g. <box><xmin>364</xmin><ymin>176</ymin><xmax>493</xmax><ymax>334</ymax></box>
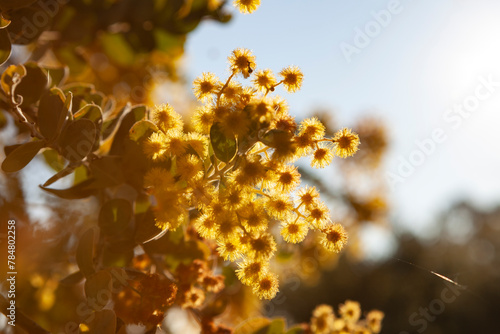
<box><xmin>252</xmin><ymin>68</ymin><xmax>277</xmax><ymax>92</ymax></box>
<box><xmin>265</xmin><ymin>192</ymin><xmax>294</xmax><ymax>219</ymax></box>
<box><xmin>217</xmin><ymin>237</ymin><xmax>242</xmax><ymax>261</ymax></box>
<box><xmin>320</xmin><ymin>223</ymin><xmax>348</xmax><ymax>253</ymax></box>
<box><xmin>228</xmin><ymin>48</ymin><xmax>256</xmax><ymax>78</ymax></box>
<box><xmin>152</xmin><ymin>103</ymin><xmax>183</xmax><ymax>132</ymax></box>
<box><xmin>311</xmin><ymin>143</ymin><xmax>334</xmax><ymax>168</ymax></box>
<box><xmin>297</xmin><ymin>186</ymin><xmax>320</xmax><ymax>208</ymax></box>
<box><xmin>279</xmin><ymin>65</ymin><xmax>304</xmax><ymax>93</ymax></box>
<box><xmin>192</xmin><ymin>105</ymin><xmax>214</xmax><ymax>134</ymax></box>
<box><xmin>307</xmin><ymin>201</ymin><xmax>330</xmax><ymax>229</ymax></box>
<box><xmin>236</xmin><ymin>260</ymin><xmax>268</xmax><ymax>286</ymax></box>
<box><xmin>299</xmin><ymin>117</ymin><xmax>325</xmax><ymax>140</ymax></box>
<box><xmin>274</xmin><ymin>165</ymin><xmax>301</xmax><ymax>192</ymax></box>
<box><xmin>247</xmin><ymin>232</ymin><xmax>277</xmax><ymax>260</ymax></box>
<box><xmin>176</xmin><ymin>154</ymin><xmax>203</xmax><ymax>181</ymax></box>
<box><xmin>239</xmin><ymin>203</ymin><xmax>268</xmax><ymax>233</ymax></box>
<box><xmin>193</xmin><ymin>72</ymin><xmax>221</xmax><ymax>101</ymax></box>
<box><xmin>233</xmin><ymin>0</ymin><xmax>261</xmax><ymax>14</ymax></box>
<box><xmin>143</xmin><ymin>132</ymin><xmax>167</xmax><ymax>160</ymax></box>
<box><xmin>144</xmin><ymin>167</ymin><xmax>175</xmax><ymax>190</ymax></box>
<box><xmin>194</xmin><ymin>213</ymin><xmax>219</xmax><ymax>239</ymax></box>
<box><xmin>252</xmin><ymin>272</ymin><xmax>279</xmax><ymax>300</ymax></box>
<box><xmin>280</xmin><ymin>219</ymin><xmax>308</xmax><ymax>244</ymax></box>
<box><xmin>332</xmin><ymin>127</ymin><xmax>361</xmax><ymax>158</ymax></box>
<box><xmin>163</xmin><ymin>130</ymin><xmax>187</xmax><ymax>156</ymax></box>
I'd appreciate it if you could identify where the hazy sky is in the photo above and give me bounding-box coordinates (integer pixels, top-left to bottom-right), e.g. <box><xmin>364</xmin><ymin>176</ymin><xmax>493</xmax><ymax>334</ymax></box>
<box><xmin>184</xmin><ymin>0</ymin><xmax>500</xmax><ymax>235</ymax></box>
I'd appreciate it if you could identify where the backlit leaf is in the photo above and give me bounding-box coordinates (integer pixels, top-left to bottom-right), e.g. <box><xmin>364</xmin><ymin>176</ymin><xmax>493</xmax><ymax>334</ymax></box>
<box><xmin>76</xmin><ymin>228</ymin><xmax>96</xmax><ymax>278</ymax></box>
<box><xmin>1</xmin><ymin>140</ymin><xmax>45</xmax><ymax>172</ymax></box>
<box><xmin>0</xmin><ymin>28</ymin><xmax>11</xmax><ymax>66</ymax></box>
<box><xmin>99</xmin><ymin>199</ymin><xmax>132</xmax><ymax>235</ymax></box>
<box><xmin>210</xmin><ymin>122</ymin><xmax>237</xmax><ymax>163</ymax></box>
<box><xmin>37</xmin><ymin>87</ymin><xmax>68</xmax><ymax>140</ymax></box>
<box><xmin>84</xmin><ymin>270</ymin><xmax>112</xmax><ymax>311</ymax></box>
<box><xmin>59</xmin><ymin>119</ymin><xmax>97</xmax><ymax>162</ymax></box>
<box><xmin>85</xmin><ymin>309</ymin><xmax>116</xmax><ymax>334</ymax></box>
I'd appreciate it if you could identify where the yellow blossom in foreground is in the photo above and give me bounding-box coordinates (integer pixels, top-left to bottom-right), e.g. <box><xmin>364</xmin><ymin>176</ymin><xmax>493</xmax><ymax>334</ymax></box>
<box><xmin>280</xmin><ymin>219</ymin><xmax>308</xmax><ymax>243</ymax></box>
<box><xmin>193</xmin><ymin>72</ymin><xmax>220</xmax><ymax>101</ymax></box>
<box><xmin>252</xmin><ymin>68</ymin><xmax>277</xmax><ymax>92</ymax></box>
<box><xmin>217</xmin><ymin>238</ymin><xmax>242</xmax><ymax>261</ymax></box>
<box><xmin>228</xmin><ymin>48</ymin><xmax>256</xmax><ymax>78</ymax></box>
<box><xmin>192</xmin><ymin>105</ymin><xmax>214</xmax><ymax>134</ymax></box>
<box><xmin>252</xmin><ymin>272</ymin><xmax>279</xmax><ymax>300</ymax></box>
<box><xmin>247</xmin><ymin>232</ymin><xmax>277</xmax><ymax>260</ymax></box>
<box><xmin>233</xmin><ymin>0</ymin><xmax>261</xmax><ymax>14</ymax></box>
<box><xmin>279</xmin><ymin>65</ymin><xmax>304</xmax><ymax>93</ymax></box>
<box><xmin>333</xmin><ymin>127</ymin><xmax>361</xmax><ymax>158</ymax></box>
<box><xmin>299</xmin><ymin>117</ymin><xmax>325</xmax><ymax>140</ymax></box>
<box><xmin>297</xmin><ymin>186</ymin><xmax>320</xmax><ymax>208</ymax></box>
<box><xmin>320</xmin><ymin>223</ymin><xmax>348</xmax><ymax>253</ymax></box>
<box><xmin>152</xmin><ymin>103</ymin><xmax>183</xmax><ymax>132</ymax></box>
<box><xmin>307</xmin><ymin>201</ymin><xmax>330</xmax><ymax>229</ymax></box>
<box><xmin>144</xmin><ymin>167</ymin><xmax>175</xmax><ymax>190</ymax></box>
<box><xmin>311</xmin><ymin>143</ymin><xmax>335</xmax><ymax>168</ymax></box>
<box><xmin>141</xmin><ymin>48</ymin><xmax>363</xmax><ymax>301</ymax></box>
<box><xmin>236</xmin><ymin>260</ymin><xmax>268</xmax><ymax>286</ymax></box>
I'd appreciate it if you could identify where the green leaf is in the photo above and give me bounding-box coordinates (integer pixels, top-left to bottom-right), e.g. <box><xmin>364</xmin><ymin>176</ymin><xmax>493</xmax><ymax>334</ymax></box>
<box><xmin>85</xmin><ymin>309</ymin><xmax>116</xmax><ymax>334</ymax></box>
<box><xmin>74</xmin><ymin>104</ymin><xmax>103</xmax><ymax>150</ymax></box>
<box><xmin>254</xmin><ymin>318</ymin><xmax>286</xmax><ymax>334</ymax></box>
<box><xmin>4</xmin><ymin>144</ymin><xmax>21</xmax><ymax>156</ymax></box>
<box><xmin>99</xmin><ymin>199</ymin><xmax>132</xmax><ymax>235</ymax></box>
<box><xmin>109</xmin><ymin>105</ymin><xmax>147</xmax><ymax>155</ymax></box>
<box><xmin>37</xmin><ymin>87</ymin><xmax>68</xmax><ymax>140</ymax></box>
<box><xmin>234</xmin><ymin>318</ymin><xmax>271</xmax><ymax>334</ymax></box>
<box><xmin>0</xmin><ymin>27</ymin><xmax>11</xmax><ymax>66</ymax></box>
<box><xmin>76</xmin><ymin>228</ymin><xmax>96</xmax><ymax>278</ymax></box>
<box><xmin>129</xmin><ymin>120</ymin><xmax>158</xmax><ymax>142</ymax></box>
<box><xmin>14</xmin><ymin>62</ymin><xmax>49</xmax><ymax>107</ymax></box>
<box><xmin>44</xmin><ymin>66</ymin><xmax>69</xmax><ymax>87</ymax></box>
<box><xmin>101</xmin><ymin>103</ymin><xmax>130</xmax><ymax>140</ymax></box>
<box><xmin>88</xmin><ymin>156</ymin><xmax>123</xmax><ymax>187</ymax></box>
<box><xmin>73</xmin><ymin>164</ymin><xmax>88</xmax><ymax>185</ymax></box>
<box><xmin>74</xmin><ymin>104</ymin><xmax>103</xmax><ymax>123</ymax></box>
<box><xmin>84</xmin><ymin>270</ymin><xmax>112</xmax><ymax>311</ymax></box>
<box><xmin>59</xmin><ymin>271</ymin><xmax>85</xmax><ymax>286</ymax></box>
<box><xmin>1</xmin><ymin>140</ymin><xmax>45</xmax><ymax>172</ymax></box>
<box><xmin>102</xmin><ymin>242</ymin><xmax>134</xmax><ymax>267</ymax></box>
<box><xmin>285</xmin><ymin>326</ymin><xmax>307</xmax><ymax>334</ymax></box>
<box><xmin>42</xmin><ymin>165</ymin><xmax>76</xmax><ymax>187</ymax></box>
<box><xmin>40</xmin><ymin>178</ymin><xmax>97</xmax><ymax>199</ymax></box>
<box><xmin>100</xmin><ymin>32</ymin><xmax>135</xmax><ymax>66</ymax></box>
<box><xmin>210</xmin><ymin>122</ymin><xmax>237</xmax><ymax>163</ymax></box>
<box><xmin>134</xmin><ymin>209</ymin><xmax>164</xmax><ymax>244</ymax></box>
<box><xmin>59</xmin><ymin>119</ymin><xmax>97</xmax><ymax>162</ymax></box>
<box><xmin>42</xmin><ymin>148</ymin><xmax>66</xmax><ymax>172</ymax></box>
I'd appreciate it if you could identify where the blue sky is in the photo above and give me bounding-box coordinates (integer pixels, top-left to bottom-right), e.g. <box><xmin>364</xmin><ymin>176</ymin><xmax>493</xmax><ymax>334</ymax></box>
<box><xmin>184</xmin><ymin>0</ymin><xmax>500</xmax><ymax>235</ymax></box>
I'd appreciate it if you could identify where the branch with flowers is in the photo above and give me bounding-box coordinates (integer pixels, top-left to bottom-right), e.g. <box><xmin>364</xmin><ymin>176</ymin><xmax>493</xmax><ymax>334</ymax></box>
<box><xmin>0</xmin><ymin>1</ymin><xmax>385</xmax><ymax>333</ymax></box>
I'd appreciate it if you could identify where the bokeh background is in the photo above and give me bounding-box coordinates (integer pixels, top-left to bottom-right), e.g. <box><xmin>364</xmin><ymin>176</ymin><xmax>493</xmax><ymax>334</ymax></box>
<box><xmin>1</xmin><ymin>1</ymin><xmax>499</xmax><ymax>333</ymax></box>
